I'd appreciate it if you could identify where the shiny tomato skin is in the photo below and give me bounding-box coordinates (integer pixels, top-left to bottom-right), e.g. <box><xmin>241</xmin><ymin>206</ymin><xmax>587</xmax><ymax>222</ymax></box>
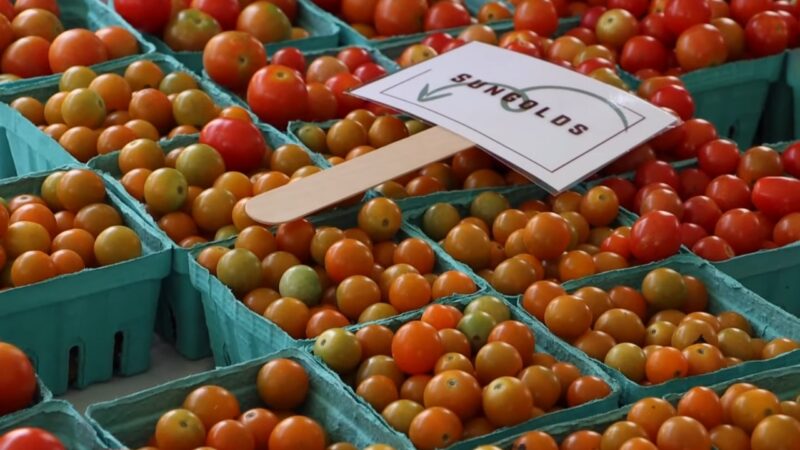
<box><xmin>0</xmin><ymin>428</ymin><xmax>66</xmax><ymax>450</ymax></box>
<box><xmin>620</xmin><ymin>35</ymin><xmax>669</xmax><ymax>73</ymax></box>
<box><xmin>203</xmin><ymin>31</ymin><xmax>268</xmax><ymax>91</ymax></box>
<box><xmin>581</xmin><ymin>6</ymin><xmax>607</xmax><ymax>29</ymax></box>
<box><xmin>745</xmin><ymin>11</ymin><xmax>790</xmax><ymax>57</ymax></box>
<box><xmin>782</xmin><ymin>143</ymin><xmax>800</xmax><ymax>178</ymax></box>
<box><xmin>641</xmin><ymin>12</ymin><xmax>675</xmax><ymax>46</ymax></box>
<box><xmin>424</xmin><ymin>1</ymin><xmax>471</xmax><ymax>31</ymax></box>
<box><xmin>705</xmin><ymin>174</ymin><xmax>752</xmax><ymax>211</ymax></box>
<box><xmin>714</xmin><ymin>208</ymin><xmax>766</xmax><ymax>254</ymax></box>
<box><xmin>504</xmin><ymin>40</ymin><xmax>542</xmax><ymax>57</ymax></box>
<box><xmin>0</xmin><ymin>343</ymin><xmax>36</xmax><ymax>415</ymax></box>
<box><xmin>354</xmin><ymin>63</ymin><xmax>388</xmax><ymax>83</ymax></box>
<box><xmin>601</xmin><ymin>177</ymin><xmax>637</xmax><ymax>210</ymax></box>
<box><xmin>649</xmin><ymin>84</ymin><xmax>695</xmax><ymax>121</ymax></box>
<box><xmin>663</xmin><ymin>0</ymin><xmax>711</xmax><ymax>35</ymax></box>
<box><xmin>752</xmin><ymin>176</ymin><xmax>800</xmax><ymax>220</ymax></box>
<box><xmin>114</xmin><ymin>0</ymin><xmax>171</xmax><ymax>34</ymax></box>
<box><xmin>576</xmin><ymin>57</ymin><xmax>615</xmax><ymax>74</ymax></box>
<box><xmin>514</xmin><ymin>0</ymin><xmax>559</xmax><ymax>37</ymax></box>
<box><xmin>692</xmin><ymin>235</ymin><xmax>735</xmax><ymax>260</ymax></box>
<box><xmin>421</xmin><ymin>32</ymin><xmax>454</xmax><ymax>53</ymax></box>
<box><xmin>337</xmin><ymin>47</ymin><xmax>372</xmax><ymax>72</ymax></box>
<box><xmin>679</xmin><ymin>168</ymin><xmax>711</xmax><ymax>199</ymax></box>
<box><xmin>374</xmin><ymin>0</ymin><xmax>427</xmax><ymax>36</ymax></box>
<box><xmin>325</xmin><ymin>72</ymin><xmax>364</xmax><ymax>117</ymax></box>
<box><xmin>271</xmin><ymin>47</ymin><xmax>306</xmax><ymax>74</ymax></box>
<box><xmin>730</xmin><ymin>0</ymin><xmax>772</xmax><ymax>26</ymax></box>
<box><xmin>608</xmin><ymin>0</ymin><xmax>649</xmax><ymax>18</ymax></box>
<box><xmin>634</xmin><ymin>160</ymin><xmax>680</xmax><ymax>190</ymax></box>
<box><xmin>698</xmin><ymin>139</ymin><xmax>740</xmax><ymax>177</ymax></box>
<box><xmin>191</xmin><ymin>0</ymin><xmax>240</xmax><ymax>30</ymax></box>
<box><xmin>630</xmin><ymin>210</ymin><xmax>682</xmax><ymax>262</ymax></box>
<box><xmin>200</xmin><ymin>118</ymin><xmax>267</xmax><ymax>172</ymax></box>
<box><xmin>776</xmin><ymin>10</ymin><xmax>800</xmax><ymax>48</ymax></box>
<box><xmin>683</xmin><ymin>195</ymin><xmax>722</xmax><ymax>233</ymax></box>
<box><xmin>247</xmin><ymin>64</ymin><xmax>308</xmax><ymax>129</ymax></box>
<box><xmin>681</xmin><ymin>222</ymin><xmax>708</xmax><ymax>248</ymax></box>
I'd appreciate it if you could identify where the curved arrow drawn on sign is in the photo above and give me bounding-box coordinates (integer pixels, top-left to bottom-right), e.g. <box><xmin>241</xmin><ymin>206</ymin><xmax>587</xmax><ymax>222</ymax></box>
<box><xmin>417</xmin><ymin>81</ymin><xmax>630</xmax><ymax>130</ymax></box>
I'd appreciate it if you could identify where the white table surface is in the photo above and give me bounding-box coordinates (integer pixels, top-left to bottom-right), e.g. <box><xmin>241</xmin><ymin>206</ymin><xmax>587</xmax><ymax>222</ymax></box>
<box><xmin>59</xmin><ymin>335</ymin><xmax>214</xmax><ymax>414</ymax></box>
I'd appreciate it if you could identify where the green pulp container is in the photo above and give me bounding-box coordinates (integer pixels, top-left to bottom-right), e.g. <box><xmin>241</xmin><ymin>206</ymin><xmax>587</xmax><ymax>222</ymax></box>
<box><xmin>0</xmin><ymin>400</ymin><xmax>108</xmax><ymax>450</ymax></box>
<box><xmin>554</xmin><ymin>253</ymin><xmax>800</xmax><ymax>403</ymax></box>
<box><xmin>0</xmin><ymin>168</ymin><xmax>172</xmax><ymax>395</ymax></box>
<box><xmin>88</xmin><ymin>124</ymin><xmax>321</xmax><ymax>360</ymax></box>
<box><xmin>85</xmin><ymin>349</ymin><xmax>409</xmax><ymax>449</ymax></box>
<box><xmin>188</xmin><ymin>200</ymin><xmax>489</xmax><ymax>367</ymax></box>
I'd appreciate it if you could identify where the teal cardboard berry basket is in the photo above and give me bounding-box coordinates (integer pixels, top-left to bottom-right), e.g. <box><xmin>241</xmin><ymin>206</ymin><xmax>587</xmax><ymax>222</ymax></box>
<box><xmin>188</xmin><ymin>199</ymin><xmax>489</xmax><ymax>367</ymax></box>
<box><xmin>550</xmin><ymin>253</ymin><xmax>800</xmax><ymax>404</ymax></box>
<box><xmin>85</xmin><ymin>348</ymin><xmax>409</xmax><ymax>449</ymax></box>
<box><xmin>0</xmin><ymin>0</ymin><xmax>155</xmax><ymax>93</ymax></box>
<box><xmin>0</xmin><ymin>377</ymin><xmax>52</xmax><ymax>429</ymax></box>
<box><xmin>87</xmin><ymin>123</ymin><xmax>322</xmax><ymax>360</ymax></box>
<box><xmin>0</xmin><ymin>400</ymin><xmax>108</xmax><ymax>450</ymax></box>
<box><xmin>0</xmin><ymin>167</ymin><xmax>172</xmax><ymax>395</ymax></box>
<box><xmin>305</xmin><ymin>291</ymin><xmax>620</xmax><ymax>450</ymax></box>
<box><xmin>113</xmin><ymin>0</ymin><xmax>339</xmax><ymax>76</ymax></box>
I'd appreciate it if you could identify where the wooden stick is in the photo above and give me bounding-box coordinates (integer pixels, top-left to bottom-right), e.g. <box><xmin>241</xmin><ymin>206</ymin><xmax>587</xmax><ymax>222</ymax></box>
<box><xmin>245</xmin><ymin>126</ymin><xmax>474</xmax><ymax>225</ymax></box>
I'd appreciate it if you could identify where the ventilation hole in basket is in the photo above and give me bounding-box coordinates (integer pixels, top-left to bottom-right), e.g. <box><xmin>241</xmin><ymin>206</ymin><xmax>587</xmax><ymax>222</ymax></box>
<box><xmin>222</xmin><ymin>344</ymin><xmax>232</xmax><ymax>366</ymax></box>
<box><xmin>113</xmin><ymin>331</ymin><xmax>124</xmax><ymax>374</ymax></box>
<box><xmin>728</xmin><ymin>124</ymin><xmax>737</xmax><ymax>139</ymax></box>
<box><xmin>68</xmin><ymin>345</ymin><xmax>80</xmax><ymax>387</ymax></box>
<box><xmin>168</xmin><ymin>307</ymin><xmax>178</xmax><ymax>343</ymax></box>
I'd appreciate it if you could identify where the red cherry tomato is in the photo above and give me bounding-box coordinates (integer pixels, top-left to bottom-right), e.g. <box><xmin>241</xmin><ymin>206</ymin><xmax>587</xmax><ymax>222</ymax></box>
<box><xmin>681</xmin><ymin>222</ymin><xmax>708</xmax><ymax>248</ymax></box>
<box><xmin>776</xmin><ymin>10</ymin><xmax>800</xmax><ymax>48</ymax></box>
<box><xmin>514</xmin><ymin>0</ymin><xmax>559</xmax><ymax>37</ymax></box>
<box><xmin>675</xmin><ymin>118</ymin><xmax>718</xmax><ymax>160</ymax></box>
<box><xmin>640</xmin><ymin>13</ymin><xmax>676</xmax><ymax>46</ymax></box>
<box><xmin>337</xmin><ymin>47</ymin><xmax>373</xmax><ymax>72</ymax></box>
<box><xmin>705</xmin><ymin>174</ymin><xmax>752</xmax><ymax>211</ymax></box>
<box><xmin>692</xmin><ymin>235</ymin><xmax>735</xmax><ymax>260</ymax></box>
<box><xmin>634</xmin><ymin>182</ymin><xmax>675</xmax><ymax>212</ymax></box>
<box><xmin>441</xmin><ymin>38</ymin><xmax>466</xmax><ymax>52</ymax></box>
<box><xmin>601</xmin><ymin>177</ymin><xmax>637</xmax><ymax>210</ymax></box>
<box><xmin>607</xmin><ymin>0</ymin><xmax>649</xmax><ymax>18</ymax></box>
<box><xmin>649</xmin><ymin>84</ymin><xmax>695</xmax><ymax>121</ymax></box>
<box><xmin>200</xmin><ymin>118</ymin><xmax>267</xmax><ymax>172</ymax></box>
<box><xmin>683</xmin><ymin>195</ymin><xmax>723</xmax><ymax>234</ymax></box>
<box><xmin>203</xmin><ymin>31</ymin><xmax>268</xmax><ymax>92</ymax></box>
<box><xmin>0</xmin><ymin>343</ymin><xmax>36</xmax><ymax>415</ymax></box>
<box><xmin>678</xmin><ymin>168</ymin><xmax>711</xmax><ymax>199</ymax></box>
<box><xmin>698</xmin><ymin>139</ymin><xmax>740</xmax><ymax>177</ymax></box>
<box><xmin>0</xmin><ymin>428</ymin><xmax>65</xmax><ymax>450</ymax></box>
<box><xmin>730</xmin><ymin>0</ymin><xmax>772</xmax><ymax>26</ymax></box>
<box><xmin>421</xmin><ymin>32</ymin><xmax>454</xmax><ymax>53</ymax></box>
<box><xmin>191</xmin><ymin>0</ymin><xmax>240</xmax><ymax>30</ymax></box>
<box><xmin>424</xmin><ymin>1</ymin><xmax>471</xmax><ymax>31</ymax></box>
<box><xmin>247</xmin><ymin>64</ymin><xmax>308</xmax><ymax>128</ymax></box>
<box><xmin>752</xmin><ymin>176</ymin><xmax>800</xmax><ymax>220</ymax></box>
<box><xmin>581</xmin><ymin>6</ymin><xmax>607</xmax><ymax>29</ymax></box>
<box><xmin>714</xmin><ymin>208</ymin><xmax>765</xmax><ymax>254</ymax></box>
<box><xmin>504</xmin><ymin>40</ymin><xmax>542</xmax><ymax>58</ymax></box>
<box><xmin>272</xmin><ymin>47</ymin><xmax>307</xmax><ymax>74</ymax></box>
<box><xmin>576</xmin><ymin>57</ymin><xmax>615</xmax><ymax>75</ymax></box>
<box><xmin>353</xmin><ymin>63</ymin><xmax>387</xmax><ymax>83</ymax></box>
<box><xmin>663</xmin><ymin>0</ymin><xmax>711</xmax><ymax>36</ymax></box>
<box><xmin>634</xmin><ymin>160</ymin><xmax>680</xmax><ymax>190</ymax></box>
<box><xmin>620</xmin><ymin>35</ymin><xmax>669</xmax><ymax>73</ymax></box>
<box><xmin>630</xmin><ymin>210</ymin><xmax>682</xmax><ymax>262</ymax></box>
<box><xmin>325</xmin><ymin>72</ymin><xmax>365</xmax><ymax>117</ymax></box>
<box><xmin>745</xmin><ymin>11</ymin><xmax>790</xmax><ymax>57</ymax></box>
<box><xmin>601</xmin><ymin>231</ymin><xmax>632</xmax><ymax>259</ymax></box>
<box><xmin>374</xmin><ymin>0</ymin><xmax>428</xmax><ymax>36</ymax></box>
<box><xmin>782</xmin><ymin>143</ymin><xmax>800</xmax><ymax>178</ymax></box>
<box><xmin>113</xmin><ymin>0</ymin><xmax>171</xmax><ymax>34</ymax></box>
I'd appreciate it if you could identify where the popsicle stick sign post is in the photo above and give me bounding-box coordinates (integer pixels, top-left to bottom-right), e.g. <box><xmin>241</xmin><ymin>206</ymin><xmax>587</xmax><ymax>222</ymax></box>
<box><xmin>246</xmin><ymin>42</ymin><xmax>677</xmax><ymax>225</ymax></box>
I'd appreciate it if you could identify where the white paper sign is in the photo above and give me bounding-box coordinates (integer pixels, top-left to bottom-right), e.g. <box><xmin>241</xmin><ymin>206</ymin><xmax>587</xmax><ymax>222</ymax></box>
<box><xmin>350</xmin><ymin>41</ymin><xmax>677</xmax><ymax>193</ymax></box>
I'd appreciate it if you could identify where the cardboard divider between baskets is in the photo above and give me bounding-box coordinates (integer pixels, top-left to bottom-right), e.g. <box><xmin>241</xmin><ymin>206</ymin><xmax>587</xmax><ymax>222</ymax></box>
<box><xmin>187</xmin><ymin>199</ymin><xmax>491</xmax><ymax>367</ymax></box>
<box><xmin>113</xmin><ymin>0</ymin><xmax>340</xmax><ymax>76</ymax></box>
<box><xmin>302</xmin><ymin>291</ymin><xmax>621</xmax><ymax>450</ymax></box>
<box><xmin>0</xmin><ymin>400</ymin><xmax>107</xmax><ymax>450</ymax></box>
<box><xmin>84</xmin><ymin>348</ymin><xmax>409</xmax><ymax>449</ymax></box>
<box><xmin>87</xmin><ymin>123</ymin><xmax>321</xmax><ymax>361</ymax></box>
<box><xmin>489</xmin><ymin>363</ymin><xmax>800</xmax><ymax>448</ymax></box>
<box><xmin>0</xmin><ymin>0</ymin><xmax>156</xmax><ymax>94</ymax></box>
<box><xmin>548</xmin><ymin>253</ymin><xmax>800</xmax><ymax>403</ymax></box>
<box><xmin>621</xmin><ymin>52</ymin><xmax>785</xmax><ymax>149</ymax></box>
<box><xmin>0</xmin><ymin>167</ymin><xmax>172</xmax><ymax>395</ymax></box>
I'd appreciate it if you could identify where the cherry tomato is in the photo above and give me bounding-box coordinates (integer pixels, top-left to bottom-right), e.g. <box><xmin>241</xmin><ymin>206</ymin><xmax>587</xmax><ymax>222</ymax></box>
<box><xmin>675</xmin><ymin>118</ymin><xmax>718</xmax><ymax>160</ymax></box>
<box><xmin>0</xmin><ymin>428</ymin><xmax>66</xmax><ymax>450</ymax></box>
<box><xmin>421</xmin><ymin>32</ymin><xmax>454</xmax><ymax>53</ymax></box>
<box><xmin>608</xmin><ymin>0</ymin><xmax>649</xmax><ymax>18</ymax></box>
<box><xmin>683</xmin><ymin>195</ymin><xmax>722</xmax><ymax>234</ymax></box>
<box><xmin>745</xmin><ymin>11</ymin><xmax>790</xmax><ymax>57</ymax></box>
<box><xmin>782</xmin><ymin>143</ymin><xmax>800</xmax><ymax>178</ymax></box>
<box><xmin>581</xmin><ymin>6</ymin><xmax>607</xmax><ymax>29</ymax></box>
<box><xmin>247</xmin><ymin>64</ymin><xmax>308</xmax><ymax>128</ymax></box>
<box><xmin>504</xmin><ymin>40</ymin><xmax>542</xmax><ymax>57</ymax></box>
<box><xmin>675</xmin><ymin>24</ymin><xmax>728</xmax><ymax>72</ymax></box>
<box><xmin>374</xmin><ymin>0</ymin><xmax>428</xmax><ymax>36</ymax></box>
<box><xmin>705</xmin><ymin>174</ymin><xmax>751</xmax><ymax>211</ymax></box>
<box><xmin>714</xmin><ymin>208</ymin><xmax>765</xmax><ymax>254</ymax></box>
<box><xmin>620</xmin><ymin>35</ymin><xmax>669</xmax><ymax>73</ymax></box>
<box><xmin>641</xmin><ymin>12</ymin><xmax>676</xmax><ymax>46</ymax></box>
<box><xmin>630</xmin><ymin>210</ymin><xmax>682</xmax><ymax>262</ymax></box>
<box><xmin>514</xmin><ymin>0</ymin><xmax>559</xmax><ymax>37</ymax></box>
<box><xmin>424</xmin><ymin>1</ymin><xmax>471</xmax><ymax>31</ymax></box>
<box><xmin>203</xmin><ymin>31</ymin><xmax>267</xmax><ymax>91</ymax></box>
<box><xmin>325</xmin><ymin>72</ymin><xmax>364</xmax><ymax>117</ymax></box>
<box><xmin>191</xmin><ymin>0</ymin><xmax>239</xmax><ymax>30</ymax></box>
<box><xmin>649</xmin><ymin>84</ymin><xmax>695</xmax><ymax>120</ymax></box>
<box><xmin>200</xmin><ymin>118</ymin><xmax>266</xmax><ymax>172</ymax></box>
<box><xmin>635</xmin><ymin>160</ymin><xmax>680</xmax><ymax>190</ymax></box>
<box><xmin>730</xmin><ymin>0</ymin><xmax>772</xmax><ymax>26</ymax></box>
<box><xmin>337</xmin><ymin>47</ymin><xmax>373</xmax><ymax>72</ymax></box>
<box><xmin>679</xmin><ymin>168</ymin><xmax>711</xmax><ymax>199</ymax></box>
<box><xmin>576</xmin><ymin>57</ymin><xmax>615</xmax><ymax>75</ymax></box>
<box><xmin>114</xmin><ymin>0</ymin><xmax>171</xmax><ymax>34</ymax></box>
<box><xmin>663</xmin><ymin>0</ymin><xmax>711</xmax><ymax>35</ymax></box>
<box><xmin>354</xmin><ymin>63</ymin><xmax>388</xmax><ymax>83</ymax></box>
<box><xmin>692</xmin><ymin>236</ymin><xmax>735</xmax><ymax>260</ymax></box>
<box><xmin>698</xmin><ymin>139</ymin><xmax>740</xmax><ymax>177</ymax></box>
<box><xmin>681</xmin><ymin>222</ymin><xmax>708</xmax><ymax>248</ymax></box>
<box><xmin>752</xmin><ymin>176</ymin><xmax>800</xmax><ymax>220</ymax></box>
<box><xmin>272</xmin><ymin>47</ymin><xmax>307</xmax><ymax>74</ymax></box>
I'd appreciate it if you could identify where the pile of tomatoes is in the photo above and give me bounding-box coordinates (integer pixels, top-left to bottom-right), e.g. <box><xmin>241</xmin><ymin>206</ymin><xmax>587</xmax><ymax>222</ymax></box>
<box><xmin>113</xmin><ymin>116</ymin><xmax>325</xmax><ymax>247</ymax></box>
<box><xmin>9</xmin><ymin>60</ymin><xmax>235</xmax><ymax>163</ymax></box>
<box><xmin>600</xmin><ymin>141</ymin><xmax>800</xmax><ymax>262</ymax></box>
<box><xmin>115</xmin><ymin>0</ymin><xmax>308</xmax><ymax>52</ymax></box>
<box><xmin>312</xmin><ymin>295</ymin><xmax>612</xmax><ymax>449</ymax></box>
<box><xmin>0</xmin><ymin>169</ymin><xmax>144</xmax><ymax>289</ymax></box>
<box><xmin>195</xmin><ymin>197</ymin><xmax>479</xmax><ymax>339</ymax></box>
<box><xmin>416</xmin><ymin>187</ymin><xmax>638</xmax><ymax>294</ymax></box>
<box><xmin>133</xmin><ymin>358</ymin><xmax>396</xmax><ymax>450</ymax></box>
<box><xmin>0</xmin><ymin>0</ymin><xmax>141</xmax><ymax>80</ymax></box>
<box><xmin>523</xmin><ymin>267</ymin><xmax>800</xmax><ymax>385</ymax></box>
<box><xmin>479</xmin><ymin>383</ymin><xmax>800</xmax><ymax>450</ymax></box>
